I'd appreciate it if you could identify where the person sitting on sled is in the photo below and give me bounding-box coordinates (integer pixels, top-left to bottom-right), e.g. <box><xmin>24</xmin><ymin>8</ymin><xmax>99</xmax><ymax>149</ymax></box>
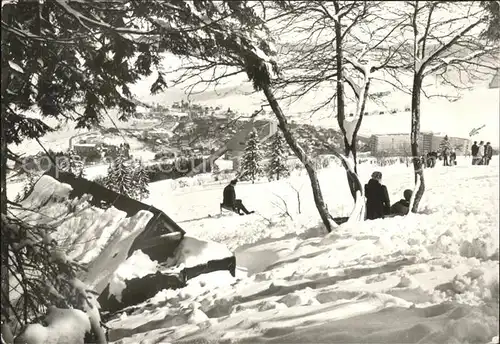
<box><xmin>390</xmin><ymin>189</ymin><xmax>413</xmax><ymax>216</ymax></box>
<box><xmin>222</xmin><ymin>179</ymin><xmax>254</xmax><ymax>215</ymax></box>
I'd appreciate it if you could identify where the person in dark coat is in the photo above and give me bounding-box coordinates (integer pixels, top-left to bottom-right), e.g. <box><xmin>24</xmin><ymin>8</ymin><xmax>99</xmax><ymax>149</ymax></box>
<box><xmin>222</xmin><ymin>179</ymin><xmax>254</xmax><ymax>215</ymax></box>
<box><xmin>477</xmin><ymin>141</ymin><xmax>485</xmax><ymax>165</ymax></box>
<box><xmin>426</xmin><ymin>151</ymin><xmax>437</xmax><ymax>168</ymax></box>
<box><xmin>442</xmin><ymin>147</ymin><xmax>449</xmax><ymax>166</ymax></box>
<box><xmin>390</xmin><ymin>189</ymin><xmax>413</xmax><ymax>216</ymax></box>
<box><xmin>364</xmin><ymin>171</ymin><xmax>391</xmax><ymax>220</ymax></box>
<box><xmin>484</xmin><ymin>142</ymin><xmax>493</xmax><ymax>165</ymax></box>
<box><xmin>449</xmin><ymin>149</ymin><xmax>457</xmax><ymax>166</ymax></box>
<box><xmin>471</xmin><ymin>141</ymin><xmax>479</xmax><ymax>165</ymax></box>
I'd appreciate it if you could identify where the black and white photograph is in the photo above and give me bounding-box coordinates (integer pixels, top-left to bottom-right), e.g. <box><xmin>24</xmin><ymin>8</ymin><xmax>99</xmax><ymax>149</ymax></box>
<box><xmin>1</xmin><ymin>1</ymin><xmax>499</xmax><ymax>343</ymax></box>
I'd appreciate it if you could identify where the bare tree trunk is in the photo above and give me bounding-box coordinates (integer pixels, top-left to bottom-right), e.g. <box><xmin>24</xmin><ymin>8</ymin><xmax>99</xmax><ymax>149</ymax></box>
<box><xmin>333</xmin><ymin>14</ymin><xmax>356</xmax><ymax>198</ymax></box>
<box><xmin>347</xmin><ymin>78</ymin><xmax>371</xmax><ymax>198</ymax></box>
<box><xmin>410</xmin><ymin>74</ymin><xmax>425</xmax><ymax>212</ymax></box>
<box><xmin>333</xmin><ymin>9</ymin><xmax>364</xmax><ymax>201</ymax></box>
<box><xmin>262</xmin><ymin>85</ymin><xmax>336</xmax><ymax>233</ymax></box>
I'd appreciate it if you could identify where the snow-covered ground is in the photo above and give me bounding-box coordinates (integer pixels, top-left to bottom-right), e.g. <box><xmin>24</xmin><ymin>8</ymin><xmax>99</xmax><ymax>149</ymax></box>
<box><xmin>105</xmin><ymin>156</ymin><xmax>499</xmax><ymax>344</ymax></box>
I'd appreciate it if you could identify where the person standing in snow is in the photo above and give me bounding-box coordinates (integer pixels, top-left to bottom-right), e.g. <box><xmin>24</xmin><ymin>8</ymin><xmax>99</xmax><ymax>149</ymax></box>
<box><xmin>390</xmin><ymin>189</ymin><xmax>413</xmax><ymax>216</ymax></box>
<box><xmin>449</xmin><ymin>149</ymin><xmax>457</xmax><ymax>166</ymax></box>
<box><xmin>222</xmin><ymin>179</ymin><xmax>254</xmax><ymax>215</ymax></box>
<box><xmin>471</xmin><ymin>141</ymin><xmax>479</xmax><ymax>165</ymax></box>
<box><xmin>477</xmin><ymin>141</ymin><xmax>485</xmax><ymax>165</ymax></box>
<box><xmin>439</xmin><ymin>135</ymin><xmax>452</xmax><ymax>166</ymax></box>
<box><xmin>364</xmin><ymin>171</ymin><xmax>391</xmax><ymax>220</ymax></box>
<box><xmin>484</xmin><ymin>142</ymin><xmax>493</xmax><ymax>165</ymax></box>
<box><xmin>442</xmin><ymin>148</ymin><xmax>449</xmax><ymax>166</ymax></box>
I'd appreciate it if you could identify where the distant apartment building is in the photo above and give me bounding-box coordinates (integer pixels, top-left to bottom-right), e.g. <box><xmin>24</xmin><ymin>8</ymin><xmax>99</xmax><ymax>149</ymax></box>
<box><xmin>224</xmin><ymin>120</ymin><xmax>278</xmax><ymax>159</ymax></box>
<box><xmin>73</xmin><ymin>143</ymin><xmax>100</xmax><ymax>156</ymax></box>
<box><xmin>370</xmin><ymin>132</ymin><xmax>470</xmax><ymax>156</ymax></box>
<box><xmin>369</xmin><ymin>133</ymin><xmax>420</xmax><ymax>156</ymax></box>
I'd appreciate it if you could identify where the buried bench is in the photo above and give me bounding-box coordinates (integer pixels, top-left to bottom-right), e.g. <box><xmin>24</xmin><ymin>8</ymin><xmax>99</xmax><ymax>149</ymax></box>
<box><xmin>98</xmin><ymin>235</ymin><xmax>237</xmax><ymax>314</ymax></box>
<box><xmin>38</xmin><ymin>169</ymin><xmax>237</xmax><ymax>315</ymax></box>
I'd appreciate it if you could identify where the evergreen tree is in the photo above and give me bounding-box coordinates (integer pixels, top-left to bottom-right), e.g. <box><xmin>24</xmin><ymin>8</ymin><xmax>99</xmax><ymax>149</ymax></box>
<box><xmin>132</xmin><ymin>160</ymin><xmax>150</xmax><ymax>201</ymax></box>
<box><xmin>105</xmin><ymin>153</ymin><xmax>134</xmax><ymax>197</ymax></box>
<box><xmin>240</xmin><ymin>129</ymin><xmax>263</xmax><ymax>184</ymax></box>
<box><xmin>267</xmin><ymin>131</ymin><xmax>289</xmax><ymax>181</ymax></box>
<box><xmin>105</xmin><ymin>156</ymin><xmax>150</xmax><ymax>200</ymax></box>
<box><xmin>439</xmin><ymin>135</ymin><xmax>452</xmax><ymax>154</ymax></box>
<box><xmin>58</xmin><ymin>150</ymin><xmax>85</xmax><ymax>177</ymax></box>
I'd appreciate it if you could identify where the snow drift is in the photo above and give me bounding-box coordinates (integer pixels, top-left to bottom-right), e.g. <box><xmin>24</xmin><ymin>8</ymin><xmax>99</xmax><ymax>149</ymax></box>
<box><xmin>13</xmin><ymin>173</ymin><xmax>236</xmax><ymax>312</ymax></box>
<box><xmin>105</xmin><ymin>157</ymin><xmax>499</xmax><ymax>344</ymax></box>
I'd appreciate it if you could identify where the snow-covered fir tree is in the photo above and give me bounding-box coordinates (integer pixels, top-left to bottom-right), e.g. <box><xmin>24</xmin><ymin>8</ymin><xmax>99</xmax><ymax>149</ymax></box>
<box><xmin>240</xmin><ymin>129</ymin><xmax>263</xmax><ymax>184</ymax></box>
<box><xmin>132</xmin><ymin>160</ymin><xmax>150</xmax><ymax>201</ymax></box>
<box><xmin>105</xmin><ymin>155</ymin><xmax>150</xmax><ymax>200</ymax></box>
<box><xmin>267</xmin><ymin>131</ymin><xmax>289</xmax><ymax>181</ymax></box>
<box><xmin>439</xmin><ymin>135</ymin><xmax>452</xmax><ymax>154</ymax></box>
<box><xmin>58</xmin><ymin>150</ymin><xmax>85</xmax><ymax>177</ymax></box>
<box><xmin>105</xmin><ymin>153</ymin><xmax>134</xmax><ymax>197</ymax></box>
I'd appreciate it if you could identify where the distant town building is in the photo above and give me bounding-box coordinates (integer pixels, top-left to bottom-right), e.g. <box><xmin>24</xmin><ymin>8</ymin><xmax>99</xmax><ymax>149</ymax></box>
<box><xmin>369</xmin><ymin>133</ymin><xmax>420</xmax><ymax>156</ymax></box>
<box><xmin>369</xmin><ymin>132</ymin><xmax>470</xmax><ymax>156</ymax></box>
<box><xmin>73</xmin><ymin>143</ymin><xmax>99</xmax><ymax>155</ymax></box>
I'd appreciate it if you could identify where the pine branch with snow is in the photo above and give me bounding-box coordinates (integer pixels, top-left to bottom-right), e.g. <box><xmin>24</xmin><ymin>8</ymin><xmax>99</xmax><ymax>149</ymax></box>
<box><xmin>14</xmin><ymin>172</ymin><xmax>40</xmax><ymax>203</ymax></box>
<box><xmin>104</xmin><ymin>155</ymin><xmax>150</xmax><ymax>201</ymax></box>
<box><xmin>240</xmin><ymin>129</ymin><xmax>263</xmax><ymax>184</ymax></box>
<box><xmin>1</xmin><ymin>215</ymin><xmax>99</xmax><ymax>335</ymax></box>
<box><xmin>267</xmin><ymin>131</ymin><xmax>289</xmax><ymax>181</ymax></box>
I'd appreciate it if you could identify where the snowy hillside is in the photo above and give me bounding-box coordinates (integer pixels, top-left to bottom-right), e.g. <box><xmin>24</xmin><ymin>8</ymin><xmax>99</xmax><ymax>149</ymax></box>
<box><xmin>9</xmin><ymin>83</ymin><xmax>497</xmax><ymax>163</ymax></box>
<box><xmin>102</xmin><ymin>157</ymin><xmax>499</xmax><ymax>343</ymax></box>
<box><xmin>130</xmin><ymin>55</ymin><xmax>499</xmax><ymax>145</ymax></box>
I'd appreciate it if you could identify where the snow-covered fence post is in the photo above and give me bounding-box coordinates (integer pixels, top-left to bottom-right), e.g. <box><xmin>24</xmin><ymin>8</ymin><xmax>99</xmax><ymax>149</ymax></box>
<box><xmin>288</xmin><ymin>182</ymin><xmax>304</xmax><ymax>215</ymax></box>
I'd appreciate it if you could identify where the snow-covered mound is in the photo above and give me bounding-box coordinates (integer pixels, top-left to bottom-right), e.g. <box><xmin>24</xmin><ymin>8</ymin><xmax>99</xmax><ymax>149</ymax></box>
<box><xmin>109</xmin><ymin>250</ymin><xmax>160</xmax><ymax>303</ymax></box>
<box><xmin>106</xmin><ymin>157</ymin><xmax>499</xmax><ymax>343</ymax></box>
<box><xmin>169</xmin><ymin>235</ymin><xmax>234</xmax><ymax>269</ymax></box>
<box><xmin>14</xmin><ymin>175</ymin><xmax>237</xmax><ymax>300</ymax></box>
<box><xmin>13</xmin><ymin>175</ymin><xmax>155</xmax><ymax>293</ymax></box>
<box><xmin>15</xmin><ymin>307</ymin><xmax>92</xmax><ymax>344</ymax></box>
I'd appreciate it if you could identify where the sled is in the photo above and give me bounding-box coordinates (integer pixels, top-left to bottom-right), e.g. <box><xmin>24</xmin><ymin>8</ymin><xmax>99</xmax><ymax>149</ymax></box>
<box><xmin>220</xmin><ymin>203</ymin><xmax>239</xmax><ymax>214</ymax></box>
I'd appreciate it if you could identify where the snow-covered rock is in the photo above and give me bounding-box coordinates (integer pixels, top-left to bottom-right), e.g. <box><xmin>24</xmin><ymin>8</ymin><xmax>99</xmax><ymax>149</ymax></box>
<box><xmin>109</xmin><ymin>250</ymin><xmax>160</xmax><ymax>302</ymax></box>
<box><xmin>15</xmin><ymin>307</ymin><xmax>91</xmax><ymax>344</ymax></box>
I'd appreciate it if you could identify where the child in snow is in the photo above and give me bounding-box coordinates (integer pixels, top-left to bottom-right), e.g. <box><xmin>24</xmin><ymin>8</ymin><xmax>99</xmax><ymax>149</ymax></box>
<box><xmin>222</xmin><ymin>179</ymin><xmax>254</xmax><ymax>215</ymax></box>
<box><xmin>390</xmin><ymin>189</ymin><xmax>413</xmax><ymax>216</ymax></box>
<box><xmin>364</xmin><ymin>171</ymin><xmax>391</xmax><ymax>220</ymax></box>
<box><xmin>449</xmin><ymin>149</ymin><xmax>457</xmax><ymax>166</ymax></box>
